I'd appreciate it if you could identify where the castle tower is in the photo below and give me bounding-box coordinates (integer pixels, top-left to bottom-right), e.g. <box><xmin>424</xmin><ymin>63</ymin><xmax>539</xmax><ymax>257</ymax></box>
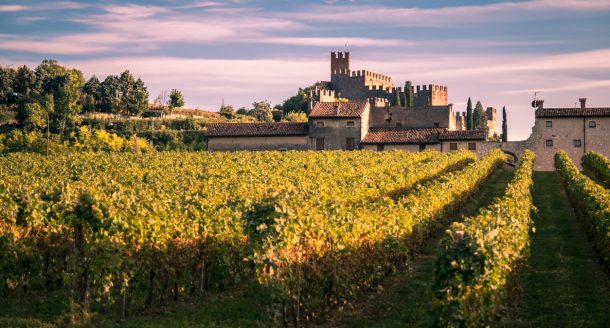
<box><xmin>331</xmin><ymin>52</ymin><xmax>350</xmax><ymax>75</ymax></box>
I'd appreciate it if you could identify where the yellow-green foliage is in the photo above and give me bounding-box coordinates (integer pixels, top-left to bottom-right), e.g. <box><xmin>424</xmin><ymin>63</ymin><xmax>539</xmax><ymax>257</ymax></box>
<box><xmin>432</xmin><ymin>150</ymin><xmax>535</xmax><ymax>327</ymax></box>
<box><xmin>249</xmin><ymin>149</ymin><xmax>506</xmax><ymax>321</ymax></box>
<box><xmin>556</xmin><ymin>151</ymin><xmax>610</xmax><ymax>268</ymax></box>
<box><xmin>582</xmin><ymin>151</ymin><xmax>610</xmax><ymax>188</ymax></box>
<box><xmin>0</xmin><ymin>150</ymin><xmax>476</xmax><ymax>319</ymax></box>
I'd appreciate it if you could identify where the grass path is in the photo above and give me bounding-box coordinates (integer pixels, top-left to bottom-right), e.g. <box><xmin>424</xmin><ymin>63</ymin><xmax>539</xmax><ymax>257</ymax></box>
<box><xmin>322</xmin><ymin>167</ymin><xmax>516</xmax><ymax>327</ymax></box>
<box><xmin>506</xmin><ymin>172</ymin><xmax>610</xmax><ymax>327</ymax></box>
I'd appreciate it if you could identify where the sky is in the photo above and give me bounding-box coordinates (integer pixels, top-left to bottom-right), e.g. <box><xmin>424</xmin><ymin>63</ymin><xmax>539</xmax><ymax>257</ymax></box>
<box><xmin>1</xmin><ymin>0</ymin><xmax>610</xmax><ymax>140</ymax></box>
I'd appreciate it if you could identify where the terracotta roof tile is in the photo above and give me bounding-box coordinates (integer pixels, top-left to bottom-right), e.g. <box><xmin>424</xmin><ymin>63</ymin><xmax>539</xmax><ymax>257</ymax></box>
<box><xmin>536</xmin><ymin>107</ymin><xmax>610</xmax><ymax>118</ymax></box>
<box><xmin>308</xmin><ymin>101</ymin><xmax>368</xmax><ymax>118</ymax></box>
<box><xmin>361</xmin><ymin>128</ymin><xmax>487</xmax><ymax>144</ymax></box>
<box><xmin>207</xmin><ymin>123</ymin><xmax>309</xmax><ymax>137</ymax></box>
<box><xmin>361</xmin><ymin>128</ymin><xmax>445</xmax><ymax>144</ymax></box>
<box><xmin>438</xmin><ymin>129</ymin><xmax>487</xmax><ymax>141</ymax></box>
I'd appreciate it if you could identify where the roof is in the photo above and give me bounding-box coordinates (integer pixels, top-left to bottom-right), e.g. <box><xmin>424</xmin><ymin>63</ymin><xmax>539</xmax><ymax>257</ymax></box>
<box><xmin>361</xmin><ymin>128</ymin><xmax>445</xmax><ymax>144</ymax></box>
<box><xmin>361</xmin><ymin>128</ymin><xmax>487</xmax><ymax>144</ymax></box>
<box><xmin>438</xmin><ymin>129</ymin><xmax>487</xmax><ymax>141</ymax></box>
<box><xmin>206</xmin><ymin>122</ymin><xmax>309</xmax><ymax>137</ymax></box>
<box><xmin>308</xmin><ymin>101</ymin><xmax>368</xmax><ymax>118</ymax></box>
<box><xmin>536</xmin><ymin>107</ymin><xmax>610</xmax><ymax>118</ymax></box>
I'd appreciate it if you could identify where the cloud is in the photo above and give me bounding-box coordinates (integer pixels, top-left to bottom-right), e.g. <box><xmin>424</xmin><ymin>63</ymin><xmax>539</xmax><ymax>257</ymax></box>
<box><xmin>259</xmin><ymin>37</ymin><xmax>413</xmax><ymax>48</ymax></box>
<box><xmin>286</xmin><ymin>0</ymin><xmax>610</xmax><ymax>26</ymax></box>
<box><xmin>0</xmin><ymin>5</ymin><xmax>28</xmax><ymax>12</ymax></box>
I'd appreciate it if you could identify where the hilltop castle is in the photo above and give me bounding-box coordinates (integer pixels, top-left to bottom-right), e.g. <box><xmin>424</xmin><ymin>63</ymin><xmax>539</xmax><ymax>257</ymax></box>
<box><xmin>207</xmin><ymin>52</ymin><xmax>500</xmax><ymax>155</ymax></box>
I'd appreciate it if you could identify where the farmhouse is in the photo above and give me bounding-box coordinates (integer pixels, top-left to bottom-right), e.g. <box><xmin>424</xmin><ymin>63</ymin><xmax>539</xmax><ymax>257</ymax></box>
<box><xmin>207</xmin><ymin>52</ymin><xmax>497</xmax><ymax>153</ymax></box>
<box><xmin>526</xmin><ymin>98</ymin><xmax>610</xmax><ymax>171</ymax></box>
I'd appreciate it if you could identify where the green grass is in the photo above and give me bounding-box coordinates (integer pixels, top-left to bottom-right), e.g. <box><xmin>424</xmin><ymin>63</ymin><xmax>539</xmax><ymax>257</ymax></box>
<box><xmin>322</xmin><ymin>167</ymin><xmax>516</xmax><ymax>327</ymax></box>
<box><xmin>506</xmin><ymin>172</ymin><xmax>610</xmax><ymax>328</ymax></box>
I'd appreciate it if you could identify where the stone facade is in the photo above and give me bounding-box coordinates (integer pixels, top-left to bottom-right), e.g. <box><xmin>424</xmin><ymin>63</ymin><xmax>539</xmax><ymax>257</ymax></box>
<box><xmin>207</xmin><ymin>135</ymin><xmax>310</xmax><ymax>151</ymax></box>
<box><xmin>527</xmin><ymin>100</ymin><xmax>610</xmax><ymax>171</ymax></box>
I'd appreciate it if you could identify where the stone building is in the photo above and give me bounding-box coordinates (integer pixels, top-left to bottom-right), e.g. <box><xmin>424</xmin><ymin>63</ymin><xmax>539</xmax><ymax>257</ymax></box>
<box><xmin>206</xmin><ymin>51</ymin><xmax>499</xmax><ymax>152</ymax></box>
<box><xmin>526</xmin><ymin>98</ymin><xmax>610</xmax><ymax>171</ymax></box>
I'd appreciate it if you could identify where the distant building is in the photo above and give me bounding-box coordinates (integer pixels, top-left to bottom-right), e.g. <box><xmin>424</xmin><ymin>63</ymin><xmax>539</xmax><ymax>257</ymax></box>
<box><xmin>206</xmin><ymin>52</ymin><xmax>500</xmax><ymax>153</ymax></box>
<box><xmin>527</xmin><ymin>98</ymin><xmax>610</xmax><ymax>171</ymax></box>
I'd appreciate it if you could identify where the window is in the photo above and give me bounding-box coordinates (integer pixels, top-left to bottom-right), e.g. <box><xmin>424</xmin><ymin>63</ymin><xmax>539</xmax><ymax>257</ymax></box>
<box><xmin>574</xmin><ymin>139</ymin><xmax>582</xmax><ymax>148</ymax></box>
<box><xmin>545</xmin><ymin>139</ymin><xmax>553</xmax><ymax>147</ymax></box>
<box><xmin>589</xmin><ymin>120</ymin><xmax>597</xmax><ymax>128</ymax></box>
<box><xmin>433</xmin><ymin>122</ymin><xmax>440</xmax><ymax>127</ymax></box>
<box><xmin>346</xmin><ymin>137</ymin><xmax>355</xmax><ymax>151</ymax></box>
<box><xmin>346</xmin><ymin>121</ymin><xmax>355</xmax><ymax>127</ymax></box>
<box><xmin>449</xmin><ymin>142</ymin><xmax>458</xmax><ymax>151</ymax></box>
<box><xmin>419</xmin><ymin>144</ymin><xmax>426</xmax><ymax>151</ymax></box>
<box><xmin>395</xmin><ymin>122</ymin><xmax>402</xmax><ymax>127</ymax></box>
<box><xmin>468</xmin><ymin>142</ymin><xmax>477</xmax><ymax>150</ymax></box>
<box><xmin>546</xmin><ymin>120</ymin><xmax>553</xmax><ymax>127</ymax></box>
<box><xmin>315</xmin><ymin>138</ymin><xmax>325</xmax><ymax>150</ymax></box>
<box><xmin>316</xmin><ymin>121</ymin><xmax>325</xmax><ymax>127</ymax></box>
<box><xmin>377</xmin><ymin>144</ymin><xmax>385</xmax><ymax>151</ymax></box>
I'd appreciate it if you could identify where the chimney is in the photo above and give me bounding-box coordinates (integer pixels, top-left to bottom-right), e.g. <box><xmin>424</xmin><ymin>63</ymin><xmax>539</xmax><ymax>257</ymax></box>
<box><xmin>579</xmin><ymin>98</ymin><xmax>587</xmax><ymax>109</ymax></box>
<box><xmin>333</xmin><ymin>104</ymin><xmax>340</xmax><ymax>115</ymax></box>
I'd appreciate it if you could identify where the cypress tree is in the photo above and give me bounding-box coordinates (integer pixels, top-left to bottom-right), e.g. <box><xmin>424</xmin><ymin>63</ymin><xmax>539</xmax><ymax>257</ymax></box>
<box><xmin>502</xmin><ymin>106</ymin><xmax>508</xmax><ymax>142</ymax></box>
<box><xmin>466</xmin><ymin>97</ymin><xmax>473</xmax><ymax>130</ymax></box>
<box><xmin>473</xmin><ymin>101</ymin><xmax>486</xmax><ymax>130</ymax></box>
<box><xmin>405</xmin><ymin>81</ymin><xmax>414</xmax><ymax>107</ymax></box>
<box><xmin>394</xmin><ymin>90</ymin><xmax>402</xmax><ymax>107</ymax></box>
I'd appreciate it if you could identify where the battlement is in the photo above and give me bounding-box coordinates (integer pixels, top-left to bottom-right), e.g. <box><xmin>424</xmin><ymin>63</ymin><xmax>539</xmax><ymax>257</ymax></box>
<box><xmin>367</xmin><ymin>84</ymin><xmax>392</xmax><ymax>92</ymax></box>
<box><xmin>309</xmin><ymin>87</ymin><xmax>337</xmax><ymax>102</ymax></box>
<box><xmin>331</xmin><ymin>51</ymin><xmax>350</xmax><ymax>75</ymax></box>
<box><xmin>331</xmin><ymin>51</ymin><xmax>349</xmax><ymax>59</ymax></box>
<box><xmin>370</xmin><ymin>97</ymin><xmax>389</xmax><ymax>108</ymax></box>
<box><xmin>416</xmin><ymin>84</ymin><xmax>448</xmax><ymax>92</ymax></box>
<box><xmin>414</xmin><ymin>84</ymin><xmax>448</xmax><ymax>107</ymax></box>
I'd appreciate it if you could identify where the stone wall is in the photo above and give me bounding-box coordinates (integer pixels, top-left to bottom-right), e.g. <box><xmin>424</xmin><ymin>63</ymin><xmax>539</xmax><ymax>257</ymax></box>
<box><xmin>207</xmin><ymin>135</ymin><xmax>310</xmax><ymax>151</ymax></box>
<box><xmin>308</xmin><ymin>117</ymin><xmax>365</xmax><ymax>150</ymax></box>
<box><xmin>369</xmin><ymin>106</ymin><xmax>453</xmax><ymax>129</ymax></box>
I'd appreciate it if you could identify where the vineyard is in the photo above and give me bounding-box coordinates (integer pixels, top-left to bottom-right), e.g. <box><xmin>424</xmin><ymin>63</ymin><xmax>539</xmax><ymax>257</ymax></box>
<box><xmin>1</xmin><ymin>149</ymin><xmax>610</xmax><ymax>327</ymax></box>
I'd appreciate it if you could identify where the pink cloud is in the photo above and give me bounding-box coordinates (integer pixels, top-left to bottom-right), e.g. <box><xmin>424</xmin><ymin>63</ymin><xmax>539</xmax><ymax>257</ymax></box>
<box><xmin>0</xmin><ymin>5</ymin><xmax>28</xmax><ymax>12</ymax></box>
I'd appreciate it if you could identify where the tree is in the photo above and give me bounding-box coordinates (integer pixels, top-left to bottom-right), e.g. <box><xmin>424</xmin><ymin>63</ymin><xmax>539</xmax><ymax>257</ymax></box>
<box><xmin>466</xmin><ymin>97</ymin><xmax>473</xmax><ymax>130</ymax></box>
<box><xmin>236</xmin><ymin>107</ymin><xmax>249</xmax><ymax>115</ymax></box>
<box><xmin>168</xmin><ymin>89</ymin><xmax>184</xmax><ymax>117</ymax></box>
<box><xmin>50</xmin><ymin>70</ymin><xmax>85</xmax><ymax>134</ymax></box>
<box><xmin>100</xmin><ymin>75</ymin><xmax>120</xmax><ymax>114</ymax></box>
<box><xmin>502</xmin><ymin>106</ymin><xmax>508</xmax><ymax>142</ymax></box>
<box><xmin>219</xmin><ymin>103</ymin><xmax>235</xmax><ymax>117</ymax></box>
<box><xmin>14</xmin><ymin>66</ymin><xmax>38</xmax><ymax>97</ymax></box>
<box><xmin>118</xmin><ymin>70</ymin><xmax>135</xmax><ymax>116</ymax></box>
<box><xmin>405</xmin><ymin>81</ymin><xmax>414</xmax><ymax>107</ymax></box>
<box><xmin>280</xmin><ymin>85</ymin><xmax>316</xmax><ymax>114</ymax></box>
<box><xmin>283</xmin><ymin>112</ymin><xmax>307</xmax><ymax>122</ymax></box>
<box><xmin>0</xmin><ymin>66</ymin><xmax>16</xmax><ymax>104</ymax></box>
<box><xmin>473</xmin><ymin>100</ymin><xmax>487</xmax><ymax>130</ymax></box>
<box><xmin>252</xmin><ymin>100</ymin><xmax>273</xmax><ymax>122</ymax></box>
<box><xmin>82</xmin><ymin>75</ymin><xmax>102</xmax><ymax>107</ymax></box>
<box><xmin>130</xmin><ymin>78</ymin><xmax>149</xmax><ymax>116</ymax></box>
<box><xmin>393</xmin><ymin>90</ymin><xmax>402</xmax><ymax>107</ymax></box>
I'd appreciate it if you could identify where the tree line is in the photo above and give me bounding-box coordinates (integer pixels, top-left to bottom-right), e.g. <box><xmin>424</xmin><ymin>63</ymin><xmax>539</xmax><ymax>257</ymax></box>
<box><xmin>0</xmin><ymin>60</ymin><xmax>185</xmax><ymax>134</ymax></box>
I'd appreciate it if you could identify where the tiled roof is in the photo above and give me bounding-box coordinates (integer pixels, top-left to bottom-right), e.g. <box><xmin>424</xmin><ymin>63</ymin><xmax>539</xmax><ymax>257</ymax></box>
<box><xmin>207</xmin><ymin>123</ymin><xmax>309</xmax><ymax>137</ymax></box>
<box><xmin>308</xmin><ymin>101</ymin><xmax>368</xmax><ymax>118</ymax></box>
<box><xmin>361</xmin><ymin>128</ymin><xmax>487</xmax><ymax>144</ymax></box>
<box><xmin>361</xmin><ymin>128</ymin><xmax>445</xmax><ymax>144</ymax></box>
<box><xmin>536</xmin><ymin>107</ymin><xmax>610</xmax><ymax>118</ymax></box>
<box><xmin>438</xmin><ymin>129</ymin><xmax>487</xmax><ymax>141</ymax></box>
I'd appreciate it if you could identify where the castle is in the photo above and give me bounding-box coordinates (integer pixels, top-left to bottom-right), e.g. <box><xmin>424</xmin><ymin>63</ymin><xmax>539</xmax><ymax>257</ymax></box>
<box><xmin>208</xmin><ymin>52</ymin><xmax>497</xmax><ymax>152</ymax></box>
<box><xmin>207</xmin><ymin>51</ymin><xmax>498</xmax><ymax>155</ymax></box>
